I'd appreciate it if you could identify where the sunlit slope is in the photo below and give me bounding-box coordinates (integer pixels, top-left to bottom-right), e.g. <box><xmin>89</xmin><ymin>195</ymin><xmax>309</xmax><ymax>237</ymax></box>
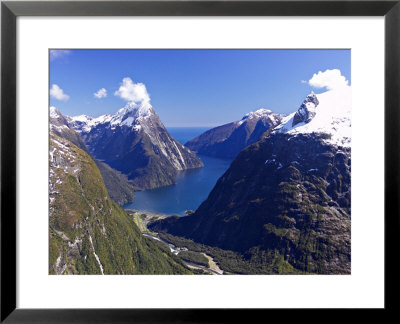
<box><xmin>49</xmin><ymin>132</ymin><xmax>191</xmax><ymax>274</ymax></box>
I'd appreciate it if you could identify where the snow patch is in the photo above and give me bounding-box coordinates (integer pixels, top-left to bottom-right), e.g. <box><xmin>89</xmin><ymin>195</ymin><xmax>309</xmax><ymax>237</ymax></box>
<box><xmin>173</xmin><ymin>141</ymin><xmax>186</xmax><ymax>168</ymax></box>
<box><xmin>70</xmin><ymin>101</ymin><xmax>155</xmax><ymax>133</ymax></box>
<box><xmin>274</xmin><ymin>86</ymin><xmax>351</xmax><ymax>147</ymax></box>
<box><xmin>50</xmin><ymin>106</ymin><xmax>59</xmax><ymax>119</ymax></box>
<box><xmin>70</xmin><ymin>114</ymin><xmax>92</xmax><ymax>123</ymax></box>
<box><xmin>121</xmin><ymin>116</ymin><xmax>134</xmax><ymax>126</ymax></box>
<box><xmin>89</xmin><ymin>235</ymin><xmax>104</xmax><ymax>275</ymax></box>
<box><xmin>133</xmin><ymin>124</ymin><xmax>142</xmax><ymax>132</ymax></box>
<box><xmin>265</xmin><ymin>159</ymin><xmax>276</xmax><ymax>164</ymax></box>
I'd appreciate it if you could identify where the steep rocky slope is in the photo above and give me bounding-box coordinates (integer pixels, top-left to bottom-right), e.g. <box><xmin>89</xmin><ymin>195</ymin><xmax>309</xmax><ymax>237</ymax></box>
<box><xmin>50</xmin><ymin>106</ymin><xmax>134</xmax><ymax>205</ymax></box>
<box><xmin>50</xmin><ymin>106</ymin><xmax>87</xmax><ymax>150</ymax></box>
<box><xmin>49</xmin><ymin>132</ymin><xmax>192</xmax><ymax>274</ymax></box>
<box><xmin>185</xmin><ymin>108</ymin><xmax>281</xmax><ymax>159</ymax></box>
<box><xmin>150</xmin><ymin>87</ymin><xmax>351</xmax><ymax>274</ymax></box>
<box><xmin>68</xmin><ymin>103</ymin><xmax>203</xmax><ymax>190</ymax></box>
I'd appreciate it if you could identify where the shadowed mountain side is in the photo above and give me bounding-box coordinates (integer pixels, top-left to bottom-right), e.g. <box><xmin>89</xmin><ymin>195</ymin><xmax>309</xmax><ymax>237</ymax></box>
<box><xmin>150</xmin><ymin>134</ymin><xmax>351</xmax><ymax>274</ymax></box>
<box><xmin>185</xmin><ymin>109</ymin><xmax>281</xmax><ymax>159</ymax></box>
<box><xmin>69</xmin><ymin>104</ymin><xmax>203</xmax><ymax>190</ymax></box>
<box><xmin>150</xmin><ymin>87</ymin><xmax>352</xmax><ymax>274</ymax></box>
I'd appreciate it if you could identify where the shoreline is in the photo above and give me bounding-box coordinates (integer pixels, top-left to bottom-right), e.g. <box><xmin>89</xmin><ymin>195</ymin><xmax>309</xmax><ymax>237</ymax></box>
<box><xmin>124</xmin><ymin>208</ymin><xmax>194</xmax><ymax>218</ymax></box>
<box><xmin>124</xmin><ymin>208</ymin><xmax>170</xmax><ymax>219</ymax></box>
<box><xmin>126</xmin><ymin>208</ymin><xmax>223</xmax><ymax>275</ymax></box>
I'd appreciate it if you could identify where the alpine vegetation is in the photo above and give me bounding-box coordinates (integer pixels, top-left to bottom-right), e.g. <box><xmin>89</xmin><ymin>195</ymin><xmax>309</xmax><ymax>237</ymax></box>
<box><xmin>150</xmin><ymin>85</ymin><xmax>352</xmax><ymax>274</ymax></box>
<box><xmin>49</xmin><ymin>49</ymin><xmax>351</xmax><ymax>276</ymax></box>
<box><xmin>50</xmin><ymin>106</ymin><xmax>135</xmax><ymax>205</ymax></box>
<box><xmin>49</xmin><ymin>131</ymin><xmax>191</xmax><ymax>274</ymax></box>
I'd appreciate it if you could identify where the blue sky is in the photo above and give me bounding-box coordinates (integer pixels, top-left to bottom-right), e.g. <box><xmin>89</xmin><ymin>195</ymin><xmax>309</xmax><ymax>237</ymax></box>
<box><xmin>50</xmin><ymin>49</ymin><xmax>350</xmax><ymax>127</ymax></box>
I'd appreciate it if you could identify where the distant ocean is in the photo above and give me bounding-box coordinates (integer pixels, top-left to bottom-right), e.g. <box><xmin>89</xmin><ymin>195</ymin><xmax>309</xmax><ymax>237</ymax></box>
<box><xmin>166</xmin><ymin>127</ymin><xmax>212</xmax><ymax>145</ymax></box>
<box><xmin>123</xmin><ymin>127</ymin><xmax>233</xmax><ymax>216</ymax></box>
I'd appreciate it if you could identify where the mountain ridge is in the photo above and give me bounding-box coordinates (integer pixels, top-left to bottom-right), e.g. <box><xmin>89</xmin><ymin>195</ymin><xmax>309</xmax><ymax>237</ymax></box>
<box><xmin>49</xmin><ymin>131</ymin><xmax>192</xmax><ymax>274</ymax></box>
<box><xmin>50</xmin><ymin>106</ymin><xmax>135</xmax><ymax>205</ymax></box>
<box><xmin>67</xmin><ymin>103</ymin><xmax>204</xmax><ymax>190</ymax></box>
<box><xmin>185</xmin><ymin>108</ymin><xmax>282</xmax><ymax>159</ymax></box>
<box><xmin>149</xmin><ymin>87</ymin><xmax>352</xmax><ymax>274</ymax></box>
<box><xmin>274</xmin><ymin>86</ymin><xmax>351</xmax><ymax>147</ymax></box>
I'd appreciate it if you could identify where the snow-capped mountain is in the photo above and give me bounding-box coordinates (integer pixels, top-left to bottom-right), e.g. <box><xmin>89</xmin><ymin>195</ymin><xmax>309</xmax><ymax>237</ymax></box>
<box><xmin>185</xmin><ymin>108</ymin><xmax>282</xmax><ymax>159</ymax></box>
<box><xmin>238</xmin><ymin>108</ymin><xmax>281</xmax><ymax>126</ymax></box>
<box><xmin>49</xmin><ymin>106</ymin><xmax>135</xmax><ymax>205</ymax></box>
<box><xmin>274</xmin><ymin>86</ymin><xmax>351</xmax><ymax>148</ymax></box>
<box><xmin>50</xmin><ymin>106</ymin><xmax>87</xmax><ymax>152</ymax></box>
<box><xmin>150</xmin><ymin>87</ymin><xmax>352</xmax><ymax>274</ymax></box>
<box><xmin>69</xmin><ymin>102</ymin><xmax>154</xmax><ymax>133</ymax></box>
<box><xmin>68</xmin><ymin>102</ymin><xmax>203</xmax><ymax>190</ymax></box>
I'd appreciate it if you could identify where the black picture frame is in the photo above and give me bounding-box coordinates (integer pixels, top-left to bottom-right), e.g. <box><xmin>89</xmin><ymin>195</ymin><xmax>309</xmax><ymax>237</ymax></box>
<box><xmin>1</xmin><ymin>0</ymin><xmax>399</xmax><ymax>322</ymax></box>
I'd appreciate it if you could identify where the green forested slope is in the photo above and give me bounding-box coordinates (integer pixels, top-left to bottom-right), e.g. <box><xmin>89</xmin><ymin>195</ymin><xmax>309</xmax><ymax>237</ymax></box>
<box><xmin>49</xmin><ymin>132</ymin><xmax>191</xmax><ymax>274</ymax></box>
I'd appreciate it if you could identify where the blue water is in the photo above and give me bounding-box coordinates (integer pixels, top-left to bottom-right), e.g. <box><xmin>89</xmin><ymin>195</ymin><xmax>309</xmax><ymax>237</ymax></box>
<box><xmin>166</xmin><ymin>127</ymin><xmax>211</xmax><ymax>145</ymax></box>
<box><xmin>124</xmin><ymin>127</ymin><xmax>233</xmax><ymax>216</ymax></box>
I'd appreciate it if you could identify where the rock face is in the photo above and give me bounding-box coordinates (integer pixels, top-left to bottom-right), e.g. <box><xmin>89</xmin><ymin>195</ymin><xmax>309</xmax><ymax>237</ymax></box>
<box><xmin>292</xmin><ymin>92</ymin><xmax>319</xmax><ymax>127</ymax></box>
<box><xmin>49</xmin><ymin>131</ymin><xmax>191</xmax><ymax>275</ymax></box>
<box><xmin>50</xmin><ymin>106</ymin><xmax>87</xmax><ymax>150</ymax></box>
<box><xmin>274</xmin><ymin>86</ymin><xmax>351</xmax><ymax>148</ymax></box>
<box><xmin>185</xmin><ymin>108</ymin><xmax>282</xmax><ymax>159</ymax></box>
<box><xmin>150</xmin><ymin>87</ymin><xmax>351</xmax><ymax>274</ymax></box>
<box><xmin>68</xmin><ymin>103</ymin><xmax>203</xmax><ymax>190</ymax></box>
<box><xmin>50</xmin><ymin>107</ymin><xmax>135</xmax><ymax>205</ymax></box>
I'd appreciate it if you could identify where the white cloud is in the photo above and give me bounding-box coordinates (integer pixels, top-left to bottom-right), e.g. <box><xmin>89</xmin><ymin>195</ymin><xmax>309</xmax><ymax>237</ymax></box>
<box><xmin>94</xmin><ymin>88</ymin><xmax>107</xmax><ymax>99</ymax></box>
<box><xmin>308</xmin><ymin>69</ymin><xmax>349</xmax><ymax>90</ymax></box>
<box><xmin>50</xmin><ymin>84</ymin><xmax>70</xmax><ymax>101</ymax></box>
<box><xmin>50</xmin><ymin>50</ymin><xmax>71</xmax><ymax>61</ymax></box>
<box><xmin>114</xmin><ymin>77</ymin><xmax>150</xmax><ymax>106</ymax></box>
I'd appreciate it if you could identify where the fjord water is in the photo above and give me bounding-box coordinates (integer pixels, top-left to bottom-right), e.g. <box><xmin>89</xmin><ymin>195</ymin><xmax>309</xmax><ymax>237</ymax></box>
<box><xmin>124</xmin><ymin>127</ymin><xmax>233</xmax><ymax>216</ymax></box>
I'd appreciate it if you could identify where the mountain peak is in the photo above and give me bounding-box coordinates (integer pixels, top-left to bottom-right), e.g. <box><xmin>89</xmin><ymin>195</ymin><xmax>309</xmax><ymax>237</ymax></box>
<box><xmin>274</xmin><ymin>86</ymin><xmax>351</xmax><ymax>147</ymax></box>
<box><xmin>116</xmin><ymin>101</ymin><xmax>153</xmax><ymax>119</ymax></box>
<box><xmin>236</xmin><ymin>108</ymin><xmax>280</xmax><ymax>127</ymax></box>
<box><xmin>186</xmin><ymin>107</ymin><xmax>281</xmax><ymax>159</ymax></box>
<box><xmin>241</xmin><ymin>108</ymin><xmax>273</xmax><ymax>121</ymax></box>
<box><xmin>67</xmin><ymin>102</ymin><xmax>203</xmax><ymax>189</ymax></box>
<box><xmin>68</xmin><ymin>102</ymin><xmax>156</xmax><ymax>133</ymax></box>
<box><xmin>50</xmin><ymin>106</ymin><xmax>60</xmax><ymax>119</ymax></box>
<box><xmin>292</xmin><ymin>92</ymin><xmax>319</xmax><ymax>127</ymax></box>
<box><xmin>110</xmin><ymin>102</ymin><xmax>154</xmax><ymax>129</ymax></box>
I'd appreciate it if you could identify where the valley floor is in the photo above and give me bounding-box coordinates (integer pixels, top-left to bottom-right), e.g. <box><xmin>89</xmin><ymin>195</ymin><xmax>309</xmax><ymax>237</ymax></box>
<box><xmin>126</xmin><ymin>209</ymin><xmax>312</xmax><ymax>275</ymax></box>
<box><xmin>125</xmin><ymin>209</ymin><xmax>223</xmax><ymax>275</ymax></box>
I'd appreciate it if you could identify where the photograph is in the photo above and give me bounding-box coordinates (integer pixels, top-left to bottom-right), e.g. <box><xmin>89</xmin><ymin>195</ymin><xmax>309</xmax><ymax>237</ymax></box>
<box><xmin>49</xmin><ymin>49</ymin><xmax>351</xmax><ymax>275</ymax></box>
